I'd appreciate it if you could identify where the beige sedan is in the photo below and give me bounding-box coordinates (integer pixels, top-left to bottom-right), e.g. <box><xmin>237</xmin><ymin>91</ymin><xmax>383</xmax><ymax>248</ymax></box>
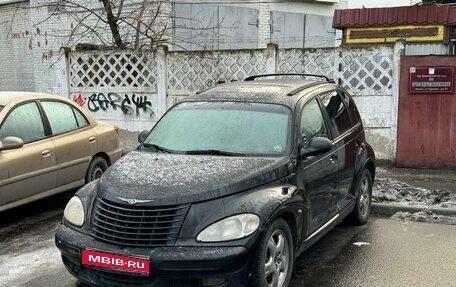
<box><xmin>0</xmin><ymin>92</ymin><xmax>122</xmax><ymax>212</ymax></box>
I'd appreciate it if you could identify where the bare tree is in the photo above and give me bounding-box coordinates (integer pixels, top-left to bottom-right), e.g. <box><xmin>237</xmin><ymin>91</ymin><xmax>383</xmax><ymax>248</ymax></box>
<box><xmin>23</xmin><ymin>0</ymin><xmax>174</xmax><ymax>50</ymax></box>
<box><xmin>6</xmin><ymin>0</ymin><xmax>246</xmax><ymax>53</ymax></box>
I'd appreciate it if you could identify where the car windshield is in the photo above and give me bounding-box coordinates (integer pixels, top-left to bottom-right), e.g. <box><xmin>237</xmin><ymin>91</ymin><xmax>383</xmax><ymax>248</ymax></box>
<box><xmin>143</xmin><ymin>102</ymin><xmax>291</xmax><ymax>156</ymax></box>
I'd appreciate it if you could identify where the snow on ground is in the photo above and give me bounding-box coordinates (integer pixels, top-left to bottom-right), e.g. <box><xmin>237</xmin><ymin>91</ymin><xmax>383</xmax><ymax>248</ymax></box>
<box><xmin>373</xmin><ymin>169</ymin><xmax>456</xmax><ymax>225</ymax></box>
<box><xmin>373</xmin><ymin>177</ymin><xmax>456</xmax><ymax>208</ymax></box>
<box><xmin>0</xmin><ymin>209</ymin><xmax>77</xmax><ymax>286</ymax></box>
<box><xmin>391</xmin><ymin>210</ymin><xmax>456</xmax><ymax>225</ymax></box>
<box><xmin>0</xmin><ymin>238</ymin><xmax>64</xmax><ymax>286</ymax></box>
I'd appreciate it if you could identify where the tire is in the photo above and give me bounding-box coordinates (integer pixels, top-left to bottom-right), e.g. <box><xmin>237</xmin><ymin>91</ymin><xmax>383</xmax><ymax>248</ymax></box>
<box><xmin>85</xmin><ymin>156</ymin><xmax>108</xmax><ymax>183</ymax></box>
<box><xmin>249</xmin><ymin>218</ymin><xmax>294</xmax><ymax>287</ymax></box>
<box><xmin>348</xmin><ymin>169</ymin><xmax>373</xmax><ymax>225</ymax></box>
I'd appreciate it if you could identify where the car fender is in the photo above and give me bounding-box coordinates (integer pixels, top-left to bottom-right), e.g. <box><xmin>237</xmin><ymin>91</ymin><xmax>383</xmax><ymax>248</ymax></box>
<box><xmin>352</xmin><ymin>141</ymin><xmax>376</xmax><ymax>198</ymax></box>
<box><xmin>178</xmin><ymin>182</ymin><xmax>306</xmax><ymax>245</ymax></box>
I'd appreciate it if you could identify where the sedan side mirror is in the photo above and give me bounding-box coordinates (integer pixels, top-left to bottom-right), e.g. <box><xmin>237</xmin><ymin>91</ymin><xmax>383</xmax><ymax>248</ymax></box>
<box><xmin>0</xmin><ymin>136</ymin><xmax>24</xmax><ymax>151</ymax></box>
<box><xmin>300</xmin><ymin>137</ymin><xmax>333</xmax><ymax>159</ymax></box>
<box><xmin>138</xmin><ymin>130</ymin><xmax>149</xmax><ymax>143</ymax></box>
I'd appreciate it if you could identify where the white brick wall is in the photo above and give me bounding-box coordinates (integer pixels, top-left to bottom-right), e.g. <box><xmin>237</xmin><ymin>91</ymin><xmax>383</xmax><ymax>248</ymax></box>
<box><xmin>0</xmin><ymin>2</ymin><xmax>35</xmax><ymax>91</ymax></box>
<box><xmin>258</xmin><ymin>2</ymin><xmax>270</xmax><ymax>49</ymax></box>
<box><xmin>0</xmin><ymin>0</ymin><xmax>173</xmax><ymax>94</ymax></box>
<box><xmin>29</xmin><ymin>1</ymin><xmax>68</xmax><ymax>94</ymax></box>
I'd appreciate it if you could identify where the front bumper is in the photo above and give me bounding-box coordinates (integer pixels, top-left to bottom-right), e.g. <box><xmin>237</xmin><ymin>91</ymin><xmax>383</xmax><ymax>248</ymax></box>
<box><xmin>55</xmin><ymin>224</ymin><xmax>257</xmax><ymax>287</ymax></box>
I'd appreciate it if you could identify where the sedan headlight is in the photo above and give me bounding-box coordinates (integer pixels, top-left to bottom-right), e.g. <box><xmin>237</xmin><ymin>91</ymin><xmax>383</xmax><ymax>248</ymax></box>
<box><xmin>197</xmin><ymin>214</ymin><xmax>260</xmax><ymax>242</ymax></box>
<box><xmin>64</xmin><ymin>196</ymin><xmax>85</xmax><ymax>227</ymax></box>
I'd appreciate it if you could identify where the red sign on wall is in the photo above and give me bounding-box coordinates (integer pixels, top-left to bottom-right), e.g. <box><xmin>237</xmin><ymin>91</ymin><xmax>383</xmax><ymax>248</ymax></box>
<box><xmin>409</xmin><ymin>66</ymin><xmax>454</xmax><ymax>94</ymax></box>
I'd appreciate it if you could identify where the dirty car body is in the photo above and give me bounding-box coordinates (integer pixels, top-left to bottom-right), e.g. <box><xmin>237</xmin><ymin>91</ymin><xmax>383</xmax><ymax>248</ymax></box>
<box><xmin>0</xmin><ymin>92</ymin><xmax>122</xmax><ymax>212</ymax></box>
<box><xmin>56</xmin><ymin>75</ymin><xmax>375</xmax><ymax>287</ymax></box>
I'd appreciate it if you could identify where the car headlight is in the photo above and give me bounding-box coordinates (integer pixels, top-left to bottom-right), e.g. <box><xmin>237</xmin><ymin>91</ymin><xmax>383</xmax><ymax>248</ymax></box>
<box><xmin>64</xmin><ymin>196</ymin><xmax>85</xmax><ymax>227</ymax></box>
<box><xmin>197</xmin><ymin>214</ymin><xmax>260</xmax><ymax>242</ymax></box>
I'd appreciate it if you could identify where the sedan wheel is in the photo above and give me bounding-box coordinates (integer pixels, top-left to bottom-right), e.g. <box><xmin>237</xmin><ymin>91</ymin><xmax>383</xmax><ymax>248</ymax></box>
<box><xmin>86</xmin><ymin>156</ymin><xmax>108</xmax><ymax>182</ymax></box>
<box><xmin>250</xmin><ymin>218</ymin><xmax>294</xmax><ymax>287</ymax></box>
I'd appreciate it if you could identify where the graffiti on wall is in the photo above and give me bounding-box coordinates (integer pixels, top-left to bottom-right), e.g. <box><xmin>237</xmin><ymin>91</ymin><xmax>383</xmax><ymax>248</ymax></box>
<box><xmin>71</xmin><ymin>93</ymin><xmax>155</xmax><ymax>117</ymax></box>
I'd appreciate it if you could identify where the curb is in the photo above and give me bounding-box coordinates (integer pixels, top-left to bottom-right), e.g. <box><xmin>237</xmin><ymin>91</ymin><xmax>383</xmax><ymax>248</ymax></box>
<box><xmin>372</xmin><ymin>202</ymin><xmax>456</xmax><ymax>217</ymax></box>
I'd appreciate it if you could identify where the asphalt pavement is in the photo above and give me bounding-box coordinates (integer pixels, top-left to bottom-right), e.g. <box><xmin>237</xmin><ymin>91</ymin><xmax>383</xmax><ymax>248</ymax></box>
<box><xmin>290</xmin><ymin>217</ymin><xmax>456</xmax><ymax>287</ymax></box>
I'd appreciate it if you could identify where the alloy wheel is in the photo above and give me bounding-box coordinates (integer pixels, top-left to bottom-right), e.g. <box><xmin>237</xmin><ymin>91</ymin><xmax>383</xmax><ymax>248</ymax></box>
<box><xmin>264</xmin><ymin>229</ymin><xmax>290</xmax><ymax>287</ymax></box>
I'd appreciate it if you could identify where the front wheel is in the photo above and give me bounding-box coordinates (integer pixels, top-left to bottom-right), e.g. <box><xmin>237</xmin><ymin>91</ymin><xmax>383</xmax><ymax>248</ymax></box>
<box><xmin>348</xmin><ymin>169</ymin><xmax>373</xmax><ymax>225</ymax></box>
<box><xmin>249</xmin><ymin>218</ymin><xmax>294</xmax><ymax>287</ymax></box>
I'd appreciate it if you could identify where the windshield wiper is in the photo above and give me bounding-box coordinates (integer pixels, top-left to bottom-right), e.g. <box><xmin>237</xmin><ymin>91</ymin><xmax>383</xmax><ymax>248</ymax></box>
<box><xmin>185</xmin><ymin>149</ymin><xmax>244</xmax><ymax>156</ymax></box>
<box><xmin>142</xmin><ymin>143</ymin><xmax>174</xmax><ymax>153</ymax></box>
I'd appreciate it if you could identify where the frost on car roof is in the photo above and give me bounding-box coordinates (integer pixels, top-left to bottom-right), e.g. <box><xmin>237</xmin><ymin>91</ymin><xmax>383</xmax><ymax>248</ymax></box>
<box><xmin>186</xmin><ymin>79</ymin><xmax>332</xmax><ymax>108</ymax></box>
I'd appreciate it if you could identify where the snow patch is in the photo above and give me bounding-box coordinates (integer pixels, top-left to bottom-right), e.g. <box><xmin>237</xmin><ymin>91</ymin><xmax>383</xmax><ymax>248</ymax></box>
<box><xmin>0</xmin><ymin>239</ymin><xmax>62</xmax><ymax>286</ymax></box>
<box><xmin>373</xmin><ymin>177</ymin><xmax>456</xmax><ymax>208</ymax></box>
<box><xmin>373</xmin><ymin>176</ymin><xmax>456</xmax><ymax>225</ymax></box>
<box><xmin>391</xmin><ymin>210</ymin><xmax>456</xmax><ymax>225</ymax></box>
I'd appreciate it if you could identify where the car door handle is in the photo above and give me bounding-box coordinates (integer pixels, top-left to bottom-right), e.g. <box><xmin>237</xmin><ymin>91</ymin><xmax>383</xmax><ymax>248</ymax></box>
<box><xmin>89</xmin><ymin>136</ymin><xmax>96</xmax><ymax>143</ymax></box>
<box><xmin>329</xmin><ymin>155</ymin><xmax>338</xmax><ymax>164</ymax></box>
<box><xmin>41</xmin><ymin>149</ymin><xmax>52</xmax><ymax>158</ymax></box>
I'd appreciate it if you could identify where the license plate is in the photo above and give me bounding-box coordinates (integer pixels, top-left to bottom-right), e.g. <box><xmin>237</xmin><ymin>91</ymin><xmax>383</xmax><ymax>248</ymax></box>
<box><xmin>82</xmin><ymin>249</ymin><xmax>150</xmax><ymax>275</ymax></box>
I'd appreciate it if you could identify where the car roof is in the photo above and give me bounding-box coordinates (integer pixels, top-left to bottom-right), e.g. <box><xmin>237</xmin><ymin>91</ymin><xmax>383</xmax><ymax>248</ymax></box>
<box><xmin>183</xmin><ymin>79</ymin><xmax>335</xmax><ymax>108</ymax></box>
<box><xmin>0</xmin><ymin>92</ymin><xmax>69</xmax><ymax>106</ymax></box>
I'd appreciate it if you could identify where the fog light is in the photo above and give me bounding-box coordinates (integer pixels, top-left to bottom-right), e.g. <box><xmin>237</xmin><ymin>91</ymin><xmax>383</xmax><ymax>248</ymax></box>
<box><xmin>202</xmin><ymin>278</ymin><xmax>226</xmax><ymax>286</ymax></box>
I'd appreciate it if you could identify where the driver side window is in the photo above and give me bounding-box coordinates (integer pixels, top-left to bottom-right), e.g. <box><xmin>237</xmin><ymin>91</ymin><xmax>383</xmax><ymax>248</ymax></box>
<box><xmin>0</xmin><ymin>102</ymin><xmax>45</xmax><ymax>143</ymax></box>
<box><xmin>300</xmin><ymin>98</ymin><xmax>328</xmax><ymax>148</ymax></box>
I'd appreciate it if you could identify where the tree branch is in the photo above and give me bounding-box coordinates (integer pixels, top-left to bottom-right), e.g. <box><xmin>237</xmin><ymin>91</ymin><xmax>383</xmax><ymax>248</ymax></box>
<box><xmin>99</xmin><ymin>0</ymin><xmax>125</xmax><ymax>48</ymax></box>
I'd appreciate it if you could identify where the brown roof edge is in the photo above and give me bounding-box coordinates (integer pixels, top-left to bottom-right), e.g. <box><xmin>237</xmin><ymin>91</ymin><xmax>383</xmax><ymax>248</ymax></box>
<box><xmin>333</xmin><ymin>4</ymin><xmax>456</xmax><ymax>29</ymax></box>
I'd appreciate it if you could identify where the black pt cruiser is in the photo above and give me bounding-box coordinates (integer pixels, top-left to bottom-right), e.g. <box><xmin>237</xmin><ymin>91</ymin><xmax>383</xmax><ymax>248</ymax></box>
<box><xmin>56</xmin><ymin>74</ymin><xmax>375</xmax><ymax>287</ymax></box>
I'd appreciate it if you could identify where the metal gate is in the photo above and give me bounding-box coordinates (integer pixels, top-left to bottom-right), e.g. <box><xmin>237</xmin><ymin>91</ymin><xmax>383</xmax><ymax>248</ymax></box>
<box><xmin>396</xmin><ymin>56</ymin><xmax>456</xmax><ymax>168</ymax></box>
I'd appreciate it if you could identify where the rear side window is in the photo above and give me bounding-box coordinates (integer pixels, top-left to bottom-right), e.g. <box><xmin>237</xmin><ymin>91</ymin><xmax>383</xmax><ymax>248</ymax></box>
<box><xmin>73</xmin><ymin>107</ymin><xmax>89</xmax><ymax>127</ymax></box>
<box><xmin>320</xmin><ymin>91</ymin><xmax>352</xmax><ymax>137</ymax></box>
<box><xmin>0</xmin><ymin>102</ymin><xmax>45</xmax><ymax>143</ymax></box>
<box><xmin>300</xmin><ymin>98</ymin><xmax>328</xmax><ymax>148</ymax></box>
<box><xmin>41</xmin><ymin>101</ymin><xmax>81</xmax><ymax>135</ymax></box>
<box><xmin>344</xmin><ymin>92</ymin><xmax>361</xmax><ymax>125</ymax></box>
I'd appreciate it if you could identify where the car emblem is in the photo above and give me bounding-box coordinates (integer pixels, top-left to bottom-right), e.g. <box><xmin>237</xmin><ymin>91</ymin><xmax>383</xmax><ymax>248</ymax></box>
<box><xmin>117</xmin><ymin>197</ymin><xmax>154</xmax><ymax>205</ymax></box>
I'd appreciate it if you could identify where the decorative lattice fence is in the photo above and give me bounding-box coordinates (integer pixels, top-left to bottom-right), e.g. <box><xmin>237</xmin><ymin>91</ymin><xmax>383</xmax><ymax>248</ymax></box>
<box><xmin>66</xmin><ymin>44</ymin><xmax>395</xmax><ymax>134</ymax></box>
<box><xmin>66</xmin><ymin>44</ymin><xmax>398</xmax><ymax>158</ymax></box>
<box><xmin>68</xmin><ymin>51</ymin><xmax>161</xmax><ymax>131</ymax></box>
<box><xmin>277</xmin><ymin>46</ymin><xmax>393</xmax><ymax>96</ymax></box>
<box><xmin>167</xmin><ymin>50</ymin><xmax>269</xmax><ymax>94</ymax></box>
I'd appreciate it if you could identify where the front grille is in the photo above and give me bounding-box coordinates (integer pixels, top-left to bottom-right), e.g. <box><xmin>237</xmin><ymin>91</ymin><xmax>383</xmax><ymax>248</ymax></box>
<box><xmin>91</xmin><ymin>197</ymin><xmax>189</xmax><ymax>247</ymax></box>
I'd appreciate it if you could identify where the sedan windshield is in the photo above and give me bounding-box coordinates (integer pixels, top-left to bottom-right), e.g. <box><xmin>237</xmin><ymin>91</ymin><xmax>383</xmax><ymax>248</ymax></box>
<box><xmin>143</xmin><ymin>102</ymin><xmax>291</xmax><ymax>156</ymax></box>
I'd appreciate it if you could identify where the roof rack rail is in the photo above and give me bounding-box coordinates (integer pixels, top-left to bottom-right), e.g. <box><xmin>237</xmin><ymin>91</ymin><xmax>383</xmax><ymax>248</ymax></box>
<box><xmin>244</xmin><ymin>73</ymin><xmax>335</xmax><ymax>83</ymax></box>
<box><xmin>286</xmin><ymin>82</ymin><xmax>324</xmax><ymax>97</ymax></box>
<box><xmin>195</xmin><ymin>80</ymin><xmax>234</xmax><ymax>94</ymax></box>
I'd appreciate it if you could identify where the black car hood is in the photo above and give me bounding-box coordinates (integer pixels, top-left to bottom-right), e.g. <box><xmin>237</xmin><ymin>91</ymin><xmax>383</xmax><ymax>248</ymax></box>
<box><xmin>98</xmin><ymin>151</ymin><xmax>290</xmax><ymax>205</ymax></box>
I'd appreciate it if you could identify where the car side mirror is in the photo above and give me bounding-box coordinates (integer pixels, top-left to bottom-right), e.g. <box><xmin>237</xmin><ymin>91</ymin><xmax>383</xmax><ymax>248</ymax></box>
<box><xmin>138</xmin><ymin>130</ymin><xmax>149</xmax><ymax>143</ymax></box>
<box><xmin>300</xmin><ymin>137</ymin><xmax>333</xmax><ymax>159</ymax></box>
<box><xmin>0</xmin><ymin>136</ymin><xmax>24</xmax><ymax>151</ymax></box>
